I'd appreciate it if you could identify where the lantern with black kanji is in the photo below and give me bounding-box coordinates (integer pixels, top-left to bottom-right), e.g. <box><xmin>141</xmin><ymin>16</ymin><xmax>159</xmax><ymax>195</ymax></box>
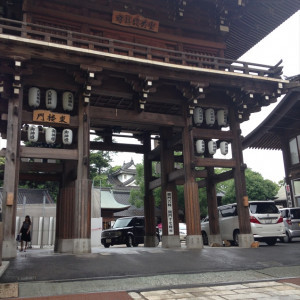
<box><xmin>27</xmin><ymin>125</ymin><xmax>39</xmax><ymax>142</ymax></box>
<box><xmin>208</xmin><ymin>140</ymin><xmax>217</xmax><ymax>155</ymax></box>
<box><xmin>28</xmin><ymin>87</ymin><xmax>40</xmax><ymax>108</ymax></box>
<box><xmin>45</xmin><ymin>127</ymin><xmax>56</xmax><ymax>144</ymax></box>
<box><xmin>205</xmin><ymin>108</ymin><xmax>215</xmax><ymax>126</ymax></box>
<box><xmin>45</xmin><ymin>89</ymin><xmax>57</xmax><ymax>110</ymax></box>
<box><xmin>62</xmin><ymin>91</ymin><xmax>74</xmax><ymax>111</ymax></box>
<box><xmin>195</xmin><ymin>140</ymin><xmax>205</xmax><ymax>154</ymax></box>
<box><xmin>62</xmin><ymin>129</ymin><xmax>73</xmax><ymax>145</ymax></box>
<box><xmin>193</xmin><ymin>107</ymin><xmax>203</xmax><ymax>126</ymax></box>
<box><xmin>220</xmin><ymin>141</ymin><xmax>229</xmax><ymax>155</ymax></box>
<box><xmin>217</xmin><ymin>109</ymin><xmax>228</xmax><ymax>127</ymax></box>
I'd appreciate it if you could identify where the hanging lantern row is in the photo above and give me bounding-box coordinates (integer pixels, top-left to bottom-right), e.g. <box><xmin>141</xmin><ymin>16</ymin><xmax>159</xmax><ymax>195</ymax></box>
<box><xmin>28</xmin><ymin>87</ymin><xmax>74</xmax><ymax>111</ymax></box>
<box><xmin>27</xmin><ymin>125</ymin><xmax>73</xmax><ymax>145</ymax></box>
<box><xmin>196</xmin><ymin>140</ymin><xmax>229</xmax><ymax>156</ymax></box>
<box><xmin>193</xmin><ymin>107</ymin><xmax>228</xmax><ymax>127</ymax></box>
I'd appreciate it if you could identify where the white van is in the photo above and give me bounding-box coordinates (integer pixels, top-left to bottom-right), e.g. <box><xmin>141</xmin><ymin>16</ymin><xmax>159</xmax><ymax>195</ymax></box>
<box><xmin>201</xmin><ymin>200</ymin><xmax>286</xmax><ymax>246</ymax></box>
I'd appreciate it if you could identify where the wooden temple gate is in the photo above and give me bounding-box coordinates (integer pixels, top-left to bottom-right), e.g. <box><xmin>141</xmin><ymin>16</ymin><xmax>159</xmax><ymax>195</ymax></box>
<box><xmin>0</xmin><ymin>0</ymin><xmax>297</xmax><ymax>259</ymax></box>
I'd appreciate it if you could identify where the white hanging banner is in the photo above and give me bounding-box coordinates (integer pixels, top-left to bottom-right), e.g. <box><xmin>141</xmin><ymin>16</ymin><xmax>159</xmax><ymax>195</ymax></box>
<box><xmin>166</xmin><ymin>191</ymin><xmax>174</xmax><ymax>235</ymax></box>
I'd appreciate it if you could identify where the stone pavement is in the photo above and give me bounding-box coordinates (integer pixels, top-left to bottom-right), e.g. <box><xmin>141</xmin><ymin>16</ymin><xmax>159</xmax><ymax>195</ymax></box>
<box><xmin>129</xmin><ymin>280</ymin><xmax>300</xmax><ymax>299</ymax></box>
<box><xmin>0</xmin><ymin>243</ymin><xmax>299</xmax><ymax>299</ymax></box>
<box><xmin>4</xmin><ymin>279</ymin><xmax>300</xmax><ymax>299</ymax></box>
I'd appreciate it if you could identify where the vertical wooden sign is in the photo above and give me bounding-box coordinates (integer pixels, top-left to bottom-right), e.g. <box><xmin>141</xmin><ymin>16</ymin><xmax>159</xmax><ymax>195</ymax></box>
<box><xmin>166</xmin><ymin>191</ymin><xmax>174</xmax><ymax>235</ymax></box>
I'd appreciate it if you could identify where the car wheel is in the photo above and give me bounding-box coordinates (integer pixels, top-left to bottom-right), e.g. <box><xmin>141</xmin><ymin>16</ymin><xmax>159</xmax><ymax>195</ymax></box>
<box><xmin>202</xmin><ymin>231</ymin><xmax>208</xmax><ymax>245</ymax></box>
<box><xmin>283</xmin><ymin>232</ymin><xmax>291</xmax><ymax>243</ymax></box>
<box><xmin>233</xmin><ymin>230</ymin><xmax>240</xmax><ymax>246</ymax></box>
<box><xmin>126</xmin><ymin>235</ymin><xmax>133</xmax><ymax>247</ymax></box>
<box><xmin>265</xmin><ymin>237</ymin><xmax>277</xmax><ymax>246</ymax></box>
<box><xmin>103</xmin><ymin>243</ymin><xmax>110</xmax><ymax>248</ymax></box>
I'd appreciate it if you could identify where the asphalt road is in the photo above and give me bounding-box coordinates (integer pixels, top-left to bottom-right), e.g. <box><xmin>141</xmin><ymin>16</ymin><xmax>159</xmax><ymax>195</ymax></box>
<box><xmin>1</xmin><ymin>239</ymin><xmax>300</xmax><ymax>284</ymax></box>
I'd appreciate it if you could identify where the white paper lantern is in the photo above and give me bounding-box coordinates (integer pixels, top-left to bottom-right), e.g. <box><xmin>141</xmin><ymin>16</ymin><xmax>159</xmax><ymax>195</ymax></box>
<box><xmin>205</xmin><ymin>108</ymin><xmax>215</xmax><ymax>126</ymax></box>
<box><xmin>217</xmin><ymin>109</ymin><xmax>228</xmax><ymax>126</ymax></box>
<box><xmin>62</xmin><ymin>129</ymin><xmax>73</xmax><ymax>145</ymax></box>
<box><xmin>193</xmin><ymin>107</ymin><xmax>203</xmax><ymax>126</ymax></box>
<box><xmin>220</xmin><ymin>141</ymin><xmax>229</xmax><ymax>155</ymax></box>
<box><xmin>27</xmin><ymin>125</ymin><xmax>39</xmax><ymax>142</ymax></box>
<box><xmin>208</xmin><ymin>140</ymin><xmax>217</xmax><ymax>155</ymax></box>
<box><xmin>45</xmin><ymin>89</ymin><xmax>57</xmax><ymax>110</ymax></box>
<box><xmin>45</xmin><ymin>127</ymin><xmax>56</xmax><ymax>144</ymax></box>
<box><xmin>28</xmin><ymin>87</ymin><xmax>40</xmax><ymax>108</ymax></box>
<box><xmin>62</xmin><ymin>92</ymin><xmax>74</xmax><ymax>111</ymax></box>
<box><xmin>195</xmin><ymin>140</ymin><xmax>205</xmax><ymax>154</ymax></box>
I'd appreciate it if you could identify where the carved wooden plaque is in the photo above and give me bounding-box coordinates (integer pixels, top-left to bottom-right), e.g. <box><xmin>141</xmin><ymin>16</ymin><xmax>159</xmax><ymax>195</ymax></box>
<box><xmin>112</xmin><ymin>11</ymin><xmax>159</xmax><ymax>32</ymax></box>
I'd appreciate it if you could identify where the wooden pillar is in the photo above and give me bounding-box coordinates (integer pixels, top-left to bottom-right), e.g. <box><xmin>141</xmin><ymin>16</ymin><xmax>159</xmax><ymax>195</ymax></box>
<box><xmin>280</xmin><ymin>134</ymin><xmax>294</xmax><ymax>207</ymax></box>
<box><xmin>229</xmin><ymin>106</ymin><xmax>253</xmax><ymax>247</ymax></box>
<box><xmin>54</xmin><ymin>161</ymin><xmax>76</xmax><ymax>252</ymax></box>
<box><xmin>73</xmin><ymin>96</ymin><xmax>92</xmax><ymax>253</ymax></box>
<box><xmin>2</xmin><ymin>82</ymin><xmax>23</xmax><ymax>259</ymax></box>
<box><xmin>182</xmin><ymin>112</ymin><xmax>203</xmax><ymax>249</ymax></box>
<box><xmin>144</xmin><ymin>134</ymin><xmax>156</xmax><ymax>247</ymax></box>
<box><xmin>160</xmin><ymin>127</ymin><xmax>180</xmax><ymax>248</ymax></box>
<box><xmin>206</xmin><ymin>166</ymin><xmax>222</xmax><ymax>245</ymax></box>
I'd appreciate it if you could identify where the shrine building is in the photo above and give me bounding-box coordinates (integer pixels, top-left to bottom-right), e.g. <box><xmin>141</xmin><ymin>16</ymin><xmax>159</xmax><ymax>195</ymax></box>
<box><xmin>0</xmin><ymin>0</ymin><xmax>299</xmax><ymax>259</ymax></box>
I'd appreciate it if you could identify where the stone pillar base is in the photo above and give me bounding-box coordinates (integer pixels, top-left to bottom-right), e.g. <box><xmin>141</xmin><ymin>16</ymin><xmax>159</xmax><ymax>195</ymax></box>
<box><xmin>186</xmin><ymin>235</ymin><xmax>203</xmax><ymax>249</ymax></box>
<box><xmin>73</xmin><ymin>238</ymin><xmax>91</xmax><ymax>254</ymax></box>
<box><xmin>162</xmin><ymin>235</ymin><xmax>181</xmax><ymax>248</ymax></box>
<box><xmin>238</xmin><ymin>234</ymin><xmax>254</xmax><ymax>248</ymax></box>
<box><xmin>55</xmin><ymin>238</ymin><xmax>91</xmax><ymax>253</ymax></box>
<box><xmin>2</xmin><ymin>240</ymin><xmax>17</xmax><ymax>259</ymax></box>
<box><xmin>144</xmin><ymin>235</ymin><xmax>157</xmax><ymax>247</ymax></box>
<box><xmin>208</xmin><ymin>234</ymin><xmax>223</xmax><ymax>246</ymax></box>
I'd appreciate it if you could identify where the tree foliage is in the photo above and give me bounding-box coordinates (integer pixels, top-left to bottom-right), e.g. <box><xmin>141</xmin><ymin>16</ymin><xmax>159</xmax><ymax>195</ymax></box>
<box><xmin>219</xmin><ymin>168</ymin><xmax>279</xmax><ymax>204</ymax></box>
<box><xmin>129</xmin><ymin>163</ymin><xmax>145</xmax><ymax>208</ymax></box>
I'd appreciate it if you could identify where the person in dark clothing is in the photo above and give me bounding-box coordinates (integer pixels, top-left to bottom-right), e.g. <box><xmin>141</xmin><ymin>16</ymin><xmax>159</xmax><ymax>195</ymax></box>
<box><xmin>20</xmin><ymin>215</ymin><xmax>31</xmax><ymax>252</ymax></box>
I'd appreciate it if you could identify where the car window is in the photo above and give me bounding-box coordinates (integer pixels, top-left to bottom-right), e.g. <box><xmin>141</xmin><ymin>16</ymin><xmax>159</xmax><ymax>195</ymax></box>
<box><xmin>280</xmin><ymin>210</ymin><xmax>287</xmax><ymax>218</ymax></box>
<box><xmin>249</xmin><ymin>202</ymin><xmax>279</xmax><ymax>214</ymax></box>
<box><xmin>113</xmin><ymin>218</ymin><xmax>132</xmax><ymax>228</ymax></box>
<box><xmin>290</xmin><ymin>208</ymin><xmax>300</xmax><ymax>219</ymax></box>
<box><xmin>134</xmin><ymin>218</ymin><xmax>144</xmax><ymax>226</ymax></box>
<box><xmin>220</xmin><ymin>206</ymin><xmax>237</xmax><ymax>217</ymax></box>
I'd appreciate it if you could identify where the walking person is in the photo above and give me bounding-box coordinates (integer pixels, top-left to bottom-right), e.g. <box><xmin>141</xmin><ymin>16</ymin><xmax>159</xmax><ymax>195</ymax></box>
<box><xmin>19</xmin><ymin>215</ymin><xmax>32</xmax><ymax>252</ymax></box>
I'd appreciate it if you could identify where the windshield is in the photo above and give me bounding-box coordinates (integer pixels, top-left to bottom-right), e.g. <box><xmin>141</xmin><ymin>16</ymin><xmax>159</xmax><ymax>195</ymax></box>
<box><xmin>113</xmin><ymin>218</ymin><xmax>132</xmax><ymax>228</ymax></box>
<box><xmin>249</xmin><ymin>202</ymin><xmax>279</xmax><ymax>214</ymax></box>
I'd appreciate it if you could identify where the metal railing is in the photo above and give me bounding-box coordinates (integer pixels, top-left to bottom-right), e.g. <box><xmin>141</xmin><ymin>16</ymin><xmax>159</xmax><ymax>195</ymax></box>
<box><xmin>0</xmin><ymin>17</ymin><xmax>282</xmax><ymax>78</ymax></box>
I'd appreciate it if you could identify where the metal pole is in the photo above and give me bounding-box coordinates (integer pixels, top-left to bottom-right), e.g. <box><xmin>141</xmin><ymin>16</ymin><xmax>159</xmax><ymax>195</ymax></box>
<box><xmin>40</xmin><ymin>195</ymin><xmax>45</xmax><ymax>248</ymax></box>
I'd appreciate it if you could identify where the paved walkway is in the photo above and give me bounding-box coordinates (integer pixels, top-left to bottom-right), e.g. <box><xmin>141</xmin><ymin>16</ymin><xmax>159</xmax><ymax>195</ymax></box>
<box><xmin>0</xmin><ymin>244</ymin><xmax>299</xmax><ymax>299</ymax></box>
<box><xmin>6</xmin><ymin>279</ymin><xmax>300</xmax><ymax>299</ymax></box>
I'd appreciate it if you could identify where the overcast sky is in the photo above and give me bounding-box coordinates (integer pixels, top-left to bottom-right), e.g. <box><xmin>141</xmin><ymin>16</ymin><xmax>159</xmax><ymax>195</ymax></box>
<box><xmin>240</xmin><ymin>10</ymin><xmax>300</xmax><ymax>183</ymax></box>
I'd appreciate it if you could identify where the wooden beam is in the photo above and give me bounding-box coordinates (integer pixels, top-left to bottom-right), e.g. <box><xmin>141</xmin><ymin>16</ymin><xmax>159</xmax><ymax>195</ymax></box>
<box><xmin>90</xmin><ymin>107</ymin><xmax>185</xmax><ymax>128</ymax></box>
<box><xmin>20</xmin><ymin>146</ymin><xmax>78</xmax><ymax>160</ymax></box>
<box><xmin>19</xmin><ymin>173</ymin><xmax>61</xmax><ymax>182</ymax></box>
<box><xmin>192</xmin><ymin>128</ymin><xmax>234</xmax><ymax>141</ymax></box>
<box><xmin>90</xmin><ymin>141</ymin><xmax>145</xmax><ymax>153</ymax></box>
<box><xmin>168</xmin><ymin>168</ymin><xmax>184</xmax><ymax>182</ymax></box>
<box><xmin>197</xmin><ymin>179</ymin><xmax>207</xmax><ymax>189</ymax></box>
<box><xmin>194</xmin><ymin>169</ymin><xmax>208</xmax><ymax>178</ymax></box>
<box><xmin>20</xmin><ymin>162</ymin><xmax>63</xmax><ymax>173</ymax></box>
<box><xmin>148</xmin><ymin>146</ymin><xmax>160</xmax><ymax>161</ymax></box>
<box><xmin>213</xmin><ymin>170</ymin><xmax>234</xmax><ymax>183</ymax></box>
<box><xmin>149</xmin><ymin>177</ymin><xmax>161</xmax><ymax>190</ymax></box>
<box><xmin>194</xmin><ymin>157</ymin><xmax>236</xmax><ymax>168</ymax></box>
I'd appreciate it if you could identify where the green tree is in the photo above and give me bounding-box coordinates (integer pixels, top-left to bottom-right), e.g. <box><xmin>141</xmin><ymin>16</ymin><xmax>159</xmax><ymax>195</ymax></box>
<box><xmin>129</xmin><ymin>163</ymin><xmax>145</xmax><ymax>208</ymax></box>
<box><xmin>220</xmin><ymin>168</ymin><xmax>279</xmax><ymax>204</ymax></box>
<box><xmin>129</xmin><ymin>161</ymin><xmax>209</xmax><ymax>220</ymax></box>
